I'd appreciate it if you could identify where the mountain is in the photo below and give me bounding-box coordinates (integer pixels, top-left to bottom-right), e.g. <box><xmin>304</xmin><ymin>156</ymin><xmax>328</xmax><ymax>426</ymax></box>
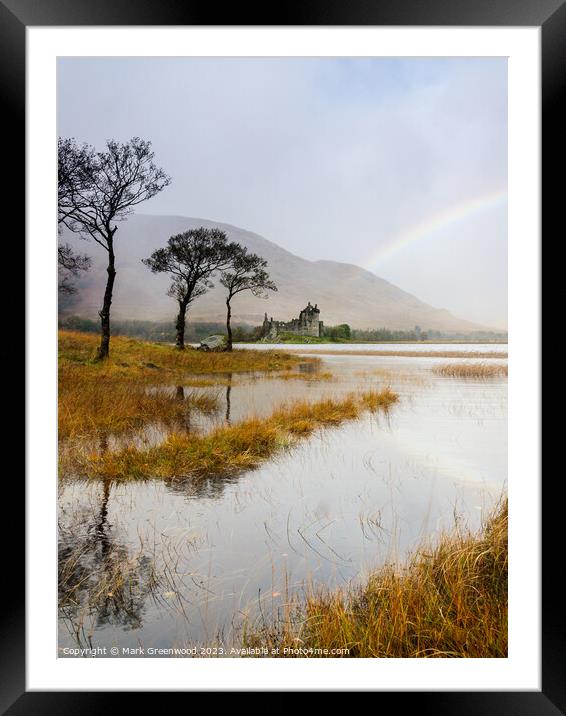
<box><xmin>60</xmin><ymin>213</ymin><xmax>485</xmax><ymax>332</ymax></box>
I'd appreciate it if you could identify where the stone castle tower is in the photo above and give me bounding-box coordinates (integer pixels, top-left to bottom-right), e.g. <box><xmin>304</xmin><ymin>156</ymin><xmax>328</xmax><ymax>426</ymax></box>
<box><xmin>261</xmin><ymin>302</ymin><xmax>323</xmax><ymax>339</ymax></box>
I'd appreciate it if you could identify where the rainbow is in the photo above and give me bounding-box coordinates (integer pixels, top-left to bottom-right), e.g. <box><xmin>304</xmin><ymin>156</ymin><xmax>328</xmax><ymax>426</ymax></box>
<box><xmin>363</xmin><ymin>188</ymin><xmax>507</xmax><ymax>270</ymax></box>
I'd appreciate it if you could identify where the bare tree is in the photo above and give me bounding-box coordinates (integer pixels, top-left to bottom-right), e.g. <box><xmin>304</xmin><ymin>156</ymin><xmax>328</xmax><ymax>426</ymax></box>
<box><xmin>58</xmin><ymin>138</ymin><xmax>97</xmax><ymax>226</ymax></box>
<box><xmin>58</xmin><ymin>137</ymin><xmax>171</xmax><ymax>359</ymax></box>
<box><xmin>220</xmin><ymin>247</ymin><xmax>277</xmax><ymax>351</ymax></box>
<box><xmin>58</xmin><ymin>243</ymin><xmax>91</xmax><ymax>295</ymax></box>
<box><xmin>57</xmin><ymin>138</ymin><xmax>98</xmax><ymax>296</ymax></box>
<box><xmin>143</xmin><ymin>228</ymin><xmax>237</xmax><ymax>350</ymax></box>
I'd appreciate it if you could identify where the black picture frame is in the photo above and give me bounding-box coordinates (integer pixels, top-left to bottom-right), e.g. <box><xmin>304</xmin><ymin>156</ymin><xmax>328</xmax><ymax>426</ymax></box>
<box><xmin>9</xmin><ymin>0</ymin><xmax>554</xmax><ymax>708</ymax></box>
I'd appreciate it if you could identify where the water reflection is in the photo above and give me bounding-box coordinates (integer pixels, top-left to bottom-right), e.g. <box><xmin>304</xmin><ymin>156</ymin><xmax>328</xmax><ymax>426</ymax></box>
<box><xmin>225</xmin><ymin>373</ymin><xmax>233</xmax><ymax>424</ymax></box>
<box><xmin>164</xmin><ymin>472</ymin><xmax>240</xmax><ymax>500</ymax></box>
<box><xmin>60</xmin><ymin>386</ymin><xmax>224</xmax><ymax>464</ymax></box>
<box><xmin>58</xmin><ymin>350</ymin><xmax>507</xmax><ymax>653</ymax></box>
<box><xmin>297</xmin><ymin>361</ymin><xmax>318</xmax><ymax>374</ymax></box>
<box><xmin>59</xmin><ymin>478</ymin><xmax>158</xmax><ymax>646</ymax></box>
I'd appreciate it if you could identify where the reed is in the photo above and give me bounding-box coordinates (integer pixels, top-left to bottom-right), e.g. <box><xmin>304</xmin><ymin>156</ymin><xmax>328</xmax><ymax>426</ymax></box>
<box><xmin>59</xmin><ymin>330</ymin><xmax>318</xmax><ymax>439</ymax></box>
<box><xmin>274</xmin><ymin>371</ymin><xmax>334</xmax><ymax>382</ymax></box>
<box><xmin>244</xmin><ymin>499</ymin><xmax>507</xmax><ymax>658</ymax></box>
<box><xmin>59</xmin><ymin>521</ymin><xmax>161</xmax><ymax>639</ymax></box>
<box><xmin>72</xmin><ymin>389</ymin><xmax>399</xmax><ymax>482</ymax></box>
<box><xmin>59</xmin><ymin>365</ymin><xmax>219</xmax><ymax>439</ymax></box>
<box><xmin>433</xmin><ymin>362</ymin><xmax>508</xmax><ymax>378</ymax></box>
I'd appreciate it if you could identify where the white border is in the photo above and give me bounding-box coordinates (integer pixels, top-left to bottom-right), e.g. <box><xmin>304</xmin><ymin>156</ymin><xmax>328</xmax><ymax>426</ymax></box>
<box><xmin>27</xmin><ymin>27</ymin><xmax>540</xmax><ymax>691</ymax></box>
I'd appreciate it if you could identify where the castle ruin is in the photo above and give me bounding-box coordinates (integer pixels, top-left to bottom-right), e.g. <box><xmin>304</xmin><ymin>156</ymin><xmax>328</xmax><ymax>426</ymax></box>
<box><xmin>261</xmin><ymin>302</ymin><xmax>323</xmax><ymax>339</ymax></box>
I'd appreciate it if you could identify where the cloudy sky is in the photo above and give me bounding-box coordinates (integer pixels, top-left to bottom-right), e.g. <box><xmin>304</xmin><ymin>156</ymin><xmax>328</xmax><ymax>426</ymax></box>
<box><xmin>58</xmin><ymin>57</ymin><xmax>507</xmax><ymax>329</ymax></box>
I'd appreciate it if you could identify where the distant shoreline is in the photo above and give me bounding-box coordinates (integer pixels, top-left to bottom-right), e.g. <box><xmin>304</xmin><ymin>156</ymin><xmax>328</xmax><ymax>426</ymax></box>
<box><xmin>237</xmin><ymin>346</ymin><xmax>508</xmax><ymax>359</ymax></box>
<box><xmin>247</xmin><ymin>338</ymin><xmax>508</xmax><ymax>346</ymax></box>
<box><xmin>249</xmin><ymin>339</ymin><xmax>508</xmax><ymax>345</ymax></box>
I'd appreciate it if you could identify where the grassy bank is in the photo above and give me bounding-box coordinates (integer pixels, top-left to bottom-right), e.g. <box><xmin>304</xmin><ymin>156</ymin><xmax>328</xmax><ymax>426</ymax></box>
<box><xmin>59</xmin><ymin>367</ymin><xmax>220</xmax><ymax>439</ymax></box>
<box><xmin>59</xmin><ymin>331</ymin><xmax>318</xmax><ymax>439</ymax></box>
<box><xmin>59</xmin><ymin>330</ymin><xmax>313</xmax><ymax>379</ymax></box>
<box><xmin>244</xmin><ymin>500</ymin><xmax>507</xmax><ymax>658</ymax></box>
<box><xmin>433</xmin><ymin>363</ymin><xmax>508</xmax><ymax>378</ymax></box>
<box><xmin>70</xmin><ymin>388</ymin><xmax>398</xmax><ymax>482</ymax></box>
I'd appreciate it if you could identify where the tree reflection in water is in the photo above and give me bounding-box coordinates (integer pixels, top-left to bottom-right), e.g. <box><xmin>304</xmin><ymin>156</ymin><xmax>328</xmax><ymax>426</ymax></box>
<box><xmin>59</xmin><ymin>380</ymin><xmax>240</xmax><ymax>647</ymax></box>
<box><xmin>225</xmin><ymin>373</ymin><xmax>233</xmax><ymax>424</ymax></box>
<box><xmin>58</xmin><ymin>473</ymin><xmax>159</xmax><ymax>646</ymax></box>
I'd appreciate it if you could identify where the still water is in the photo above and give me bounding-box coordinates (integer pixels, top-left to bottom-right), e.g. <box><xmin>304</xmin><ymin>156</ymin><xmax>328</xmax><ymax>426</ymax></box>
<box><xmin>233</xmin><ymin>342</ymin><xmax>508</xmax><ymax>354</ymax></box>
<box><xmin>58</xmin><ymin>346</ymin><xmax>507</xmax><ymax>655</ymax></box>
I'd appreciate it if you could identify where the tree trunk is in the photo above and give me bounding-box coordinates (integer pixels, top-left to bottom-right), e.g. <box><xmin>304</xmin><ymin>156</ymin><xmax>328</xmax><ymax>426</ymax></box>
<box><xmin>96</xmin><ymin>246</ymin><xmax>116</xmax><ymax>360</ymax></box>
<box><xmin>175</xmin><ymin>301</ymin><xmax>188</xmax><ymax>350</ymax></box>
<box><xmin>226</xmin><ymin>297</ymin><xmax>233</xmax><ymax>351</ymax></box>
<box><xmin>225</xmin><ymin>373</ymin><xmax>232</xmax><ymax>423</ymax></box>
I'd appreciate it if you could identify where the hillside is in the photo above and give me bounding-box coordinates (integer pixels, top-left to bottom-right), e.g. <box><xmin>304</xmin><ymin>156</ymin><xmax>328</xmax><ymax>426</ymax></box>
<box><xmin>60</xmin><ymin>214</ymin><xmax>485</xmax><ymax>332</ymax></box>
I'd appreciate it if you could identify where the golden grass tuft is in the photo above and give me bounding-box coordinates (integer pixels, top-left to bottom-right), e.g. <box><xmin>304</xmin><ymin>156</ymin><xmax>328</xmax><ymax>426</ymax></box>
<box><xmin>244</xmin><ymin>499</ymin><xmax>507</xmax><ymax>658</ymax></box>
<box><xmin>360</xmin><ymin>387</ymin><xmax>399</xmax><ymax>411</ymax></box>
<box><xmin>70</xmin><ymin>389</ymin><xmax>398</xmax><ymax>482</ymax></box>
<box><xmin>433</xmin><ymin>362</ymin><xmax>508</xmax><ymax>379</ymax></box>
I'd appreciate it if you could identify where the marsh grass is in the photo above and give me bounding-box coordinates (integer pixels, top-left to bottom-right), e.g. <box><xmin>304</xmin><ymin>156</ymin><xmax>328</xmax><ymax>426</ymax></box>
<box><xmin>433</xmin><ymin>363</ymin><xmax>508</xmax><ymax>379</ymax></box>
<box><xmin>59</xmin><ymin>365</ymin><xmax>220</xmax><ymax>439</ymax></box>
<box><xmin>59</xmin><ymin>330</ymin><xmax>312</xmax><ymax>378</ymax></box>
<box><xmin>182</xmin><ymin>377</ymin><xmax>232</xmax><ymax>387</ymax></box>
<box><xmin>59</xmin><ymin>330</ymin><xmax>318</xmax><ymax>439</ymax></box>
<box><xmin>359</xmin><ymin>387</ymin><xmax>398</xmax><ymax>411</ymax></box>
<box><xmin>273</xmin><ymin>371</ymin><xmax>334</xmax><ymax>382</ymax></box>
<box><xmin>244</xmin><ymin>499</ymin><xmax>507</xmax><ymax>658</ymax></box>
<box><xmin>73</xmin><ymin>389</ymin><xmax>399</xmax><ymax>482</ymax></box>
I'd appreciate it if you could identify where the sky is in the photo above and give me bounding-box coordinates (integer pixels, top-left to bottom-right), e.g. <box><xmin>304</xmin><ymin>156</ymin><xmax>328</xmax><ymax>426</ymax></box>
<box><xmin>58</xmin><ymin>57</ymin><xmax>507</xmax><ymax>329</ymax></box>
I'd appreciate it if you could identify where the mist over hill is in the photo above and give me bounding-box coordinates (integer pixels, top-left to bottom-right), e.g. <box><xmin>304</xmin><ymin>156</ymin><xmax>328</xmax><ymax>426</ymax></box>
<box><xmin>60</xmin><ymin>213</ymin><xmax>487</xmax><ymax>333</ymax></box>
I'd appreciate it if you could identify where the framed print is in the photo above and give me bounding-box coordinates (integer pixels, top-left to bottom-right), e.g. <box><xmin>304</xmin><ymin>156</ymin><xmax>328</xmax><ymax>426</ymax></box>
<box><xmin>8</xmin><ymin>0</ymin><xmax>555</xmax><ymax>707</ymax></box>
